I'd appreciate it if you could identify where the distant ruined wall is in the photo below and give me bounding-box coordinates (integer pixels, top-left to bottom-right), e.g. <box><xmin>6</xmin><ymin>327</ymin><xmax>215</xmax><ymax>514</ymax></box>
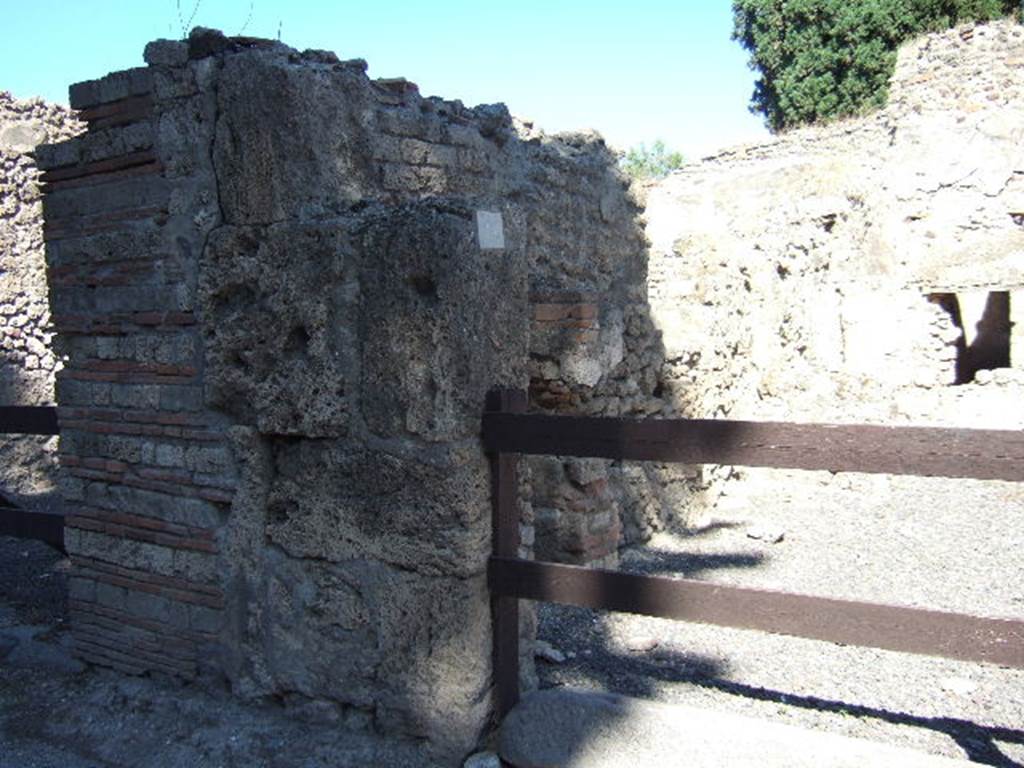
<box><xmin>0</xmin><ymin>93</ymin><xmax>82</xmax><ymax>507</ymax></box>
<box><xmin>36</xmin><ymin>28</ymin><xmax>655</xmax><ymax>765</ymax></box>
<box><xmin>645</xmin><ymin>19</ymin><xmax>1024</xmax><ymax>510</ymax></box>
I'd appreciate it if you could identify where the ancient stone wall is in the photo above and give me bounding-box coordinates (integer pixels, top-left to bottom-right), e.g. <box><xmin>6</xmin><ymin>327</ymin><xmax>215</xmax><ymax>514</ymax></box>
<box><xmin>645</xmin><ymin>19</ymin><xmax>1024</xmax><ymax>513</ymax></box>
<box><xmin>36</xmin><ymin>28</ymin><xmax>655</xmax><ymax>764</ymax></box>
<box><xmin>0</xmin><ymin>93</ymin><xmax>81</xmax><ymax>508</ymax></box>
<box><xmin>521</xmin><ymin>132</ymin><xmax>693</xmax><ymax>564</ymax></box>
<box><xmin>21</xmin><ymin>19</ymin><xmax>1024</xmax><ymax>762</ymax></box>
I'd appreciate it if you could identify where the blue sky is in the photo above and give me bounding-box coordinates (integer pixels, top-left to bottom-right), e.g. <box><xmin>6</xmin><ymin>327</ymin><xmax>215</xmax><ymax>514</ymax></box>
<box><xmin>0</xmin><ymin>1</ymin><xmax>770</xmax><ymax>156</ymax></box>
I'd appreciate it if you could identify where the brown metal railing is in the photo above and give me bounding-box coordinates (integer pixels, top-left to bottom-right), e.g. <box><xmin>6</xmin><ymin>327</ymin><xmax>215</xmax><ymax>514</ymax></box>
<box><xmin>0</xmin><ymin>406</ymin><xmax>63</xmax><ymax>550</ymax></box>
<box><xmin>483</xmin><ymin>388</ymin><xmax>1024</xmax><ymax>719</ymax></box>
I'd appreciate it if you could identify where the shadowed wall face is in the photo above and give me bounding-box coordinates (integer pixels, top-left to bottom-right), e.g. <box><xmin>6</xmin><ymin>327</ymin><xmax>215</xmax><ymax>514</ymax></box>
<box><xmin>36</xmin><ymin>26</ymin><xmax>660</xmax><ymax>762</ymax></box>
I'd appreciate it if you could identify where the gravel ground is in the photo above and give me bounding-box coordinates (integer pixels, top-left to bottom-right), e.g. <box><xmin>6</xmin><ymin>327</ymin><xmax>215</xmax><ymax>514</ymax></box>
<box><xmin>0</xmin><ymin>536</ymin><xmax>67</xmax><ymax>628</ymax></box>
<box><xmin>537</xmin><ymin>469</ymin><xmax>1024</xmax><ymax>767</ymax></box>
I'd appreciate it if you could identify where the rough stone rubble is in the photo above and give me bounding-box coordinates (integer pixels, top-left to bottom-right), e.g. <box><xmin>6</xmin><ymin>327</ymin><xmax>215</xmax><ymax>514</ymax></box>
<box><xmin>649</xmin><ymin>19</ymin><xmax>1024</xmax><ymax>424</ymax></box>
<box><xmin>644</xmin><ymin>19</ymin><xmax>1024</xmax><ymax>512</ymax></box>
<box><xmin>0</xmin><ymin>92</ymin><xmax>82</xmax><ymax>509</ymax></box>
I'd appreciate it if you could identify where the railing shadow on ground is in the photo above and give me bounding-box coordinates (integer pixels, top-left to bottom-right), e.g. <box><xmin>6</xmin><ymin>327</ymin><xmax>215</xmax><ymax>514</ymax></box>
<box><xmin>535</xmin><ymin>625</ymin><xmax>1024</xmax><ymax>768</ymax></box>
<box><xmin>532</xmin><ymin>527</ymin><xmax>1023</xmax><ymax>768</ymax></box>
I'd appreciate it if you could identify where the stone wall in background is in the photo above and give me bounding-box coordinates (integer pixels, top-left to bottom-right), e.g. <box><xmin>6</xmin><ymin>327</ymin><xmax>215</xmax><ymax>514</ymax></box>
<box><xmin>0</xmin><ymin>93</ymin><xmax>81</xmax><ymax>509</ymax></box>
<box><xmin>644</xmin><ymin>19</ymin><xmax>1024</xmax><ymax>513</ymax></box>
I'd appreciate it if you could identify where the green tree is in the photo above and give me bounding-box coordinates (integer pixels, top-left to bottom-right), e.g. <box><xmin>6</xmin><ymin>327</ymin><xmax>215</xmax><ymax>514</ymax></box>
<box><xmin>621</xmin><ymin>140</ymin><xmax>685</xmax><ymax>180</ymax></box>
<box><xmin>732</xmin><ymin>0</ymin><xmax>1019</xmax><ymax>132</ymax></box>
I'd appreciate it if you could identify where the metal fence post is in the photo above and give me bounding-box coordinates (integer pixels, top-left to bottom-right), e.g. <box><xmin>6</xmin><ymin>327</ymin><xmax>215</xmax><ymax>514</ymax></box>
<box><xmin>486</xmin><ymin>387</ymin><xmax>527</xmax><ymax>721</ymax></box>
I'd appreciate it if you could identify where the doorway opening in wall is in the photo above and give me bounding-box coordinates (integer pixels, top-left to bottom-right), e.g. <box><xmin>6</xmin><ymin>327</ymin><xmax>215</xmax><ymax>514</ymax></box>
<box><xmin>930</xmin><ymin>291</ymin><xmax>1011</xmax><ymax>384</ymax></box>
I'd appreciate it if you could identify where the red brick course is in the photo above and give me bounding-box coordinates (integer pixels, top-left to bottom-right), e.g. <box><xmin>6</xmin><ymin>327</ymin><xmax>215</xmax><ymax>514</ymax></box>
<box><xmin>73</xmin><ymin>554</ymin><xmax>224</xmax><ymax>606</ymax></box>
<box><xmin>52</xmin><ymin>311</ymin><xmax>196</xmax><ymax>335</ymax></box>
<box><xmin>74</xmin><ymin>555</ymin><xmax>222</xmax><ymax>596</ymax></box>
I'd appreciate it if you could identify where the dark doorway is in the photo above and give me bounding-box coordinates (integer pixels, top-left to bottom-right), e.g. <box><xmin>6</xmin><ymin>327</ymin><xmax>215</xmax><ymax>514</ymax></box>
<box><xmin>930</xmin><ymin>292</ymin><xmax>1011</xmax><ymax>384</ymax></box>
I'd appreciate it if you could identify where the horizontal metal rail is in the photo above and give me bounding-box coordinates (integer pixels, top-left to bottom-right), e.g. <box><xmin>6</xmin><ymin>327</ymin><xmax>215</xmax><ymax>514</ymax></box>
<box><xmin>0</xmin><ymin>500</ymin><xmax>65</xmax><ymax>551</ymax></box>
<box><xmin>482</xmin><ymin>412</ymin><xmax>1024</xmax><ymax>482</ymax></box>
<box><xmin>489</xmin><ymin>557</ymin><xmax>1024</xmax><ymax>669</ymax></box>
<box><xmin>0</xmin><ymin>406</ymin><xmax>63</xmax><ymax>550</ymax></box>
<box><xmin>484</xmin><ymin>390</ymin><xmax>1024</xmax><ymax>719</ymax></box>
<box><xmin>0</xmin><ymin>406</ymin><xmax>59</xmax><ymax>435</ymax></box>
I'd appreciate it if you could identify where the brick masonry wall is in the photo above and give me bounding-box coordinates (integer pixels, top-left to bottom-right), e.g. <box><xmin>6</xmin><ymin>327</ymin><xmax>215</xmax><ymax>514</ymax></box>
<box><xmin>38</xmin><ymin>61</ymin><xmax>232</xmax><ymax>679</ymax></box>
<box><xmin>35</xmin><ymin>28</ymin><xmax>544</xmax><ymax>763</ymax></box>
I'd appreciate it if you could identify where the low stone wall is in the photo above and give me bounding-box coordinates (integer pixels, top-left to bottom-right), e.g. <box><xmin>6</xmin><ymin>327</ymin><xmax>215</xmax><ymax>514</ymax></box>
<box><xmin>0</xmin><ymin>92</ymin><xmax>81</xmax><ymax>508</ymax></box>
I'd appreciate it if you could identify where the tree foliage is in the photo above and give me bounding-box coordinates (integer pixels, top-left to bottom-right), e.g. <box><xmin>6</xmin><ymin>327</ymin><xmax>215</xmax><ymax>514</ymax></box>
<box><xmin>732</xmin><ymin>0</ymin><xmax>1019</xmax><ymax>132</ymax></box>
<box><xmin>620</xmin><ymin>140</ymin><xmax>685</xmax><ymax>180</ymax></box>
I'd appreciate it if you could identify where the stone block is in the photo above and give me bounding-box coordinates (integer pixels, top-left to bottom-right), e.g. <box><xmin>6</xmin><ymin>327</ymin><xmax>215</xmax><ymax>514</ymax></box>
<box><xmin>398</xmin><ymin>137</ymin><xmax>458</xmax><ymax>167</ymax></box>
<box><xmin>264</xmin><ymin>441</ymin><xmax>492</xmax><ymax>576</ymax></box>
<box><xmin>67</xmin><ymin>80</ymin><xmax>101</xmax><ymax>111</ymax></box>
<box><xmin>103</xmin><ymin>485</ymin><xmax>224</xmax><ymax>528</ymax></box>
<box><xmin>152</xmin><ymin>66</ymin><xmax>198</xmax><ymax>100</ymax></box>
<box><xmin>159</xmin><ymin>385</ymin><xmax>203</xmax><ymax>412</ymax></box>
<box><xmin>155</xmin><ymin>443</ymin><xmax>185</xmax><ymax>467</ymax></box>
<box><xmin>68</xmin><ymin>576</ymin><xmax>96</xmax><ymax>603</ymax></box>
<box><xmin>74</xmin><ymin>530</ymin><xmax>175</xmax><ymax>575</ymax></box>
<box><xmin>377</xmin><ymin>108</ymin><xmax>440</xmax><ymax>141</ymax></box>
<box><xmin>381</xmin><ymin>162</ymin><xmax>449</xmax><ymax>194</ymax></box>
<box><xmin>124</xmin><ymin>589</ymin><xmax>172</xmax><ymax>623</ymax></box>
<box><xmin>111</xmin><ymin>384</ymin><xmax>161</xmax><ymax>410</ymax></box>
<box><xmin>200</xmin><ymin>222</ymin><xmax>358</xmax><ymax>437</ymax></box>
<box><xmin>68</xmin><ymin>68</ymin><xmax>152</xmax><ymax>110</ymax></box>
<box><xmin>213</xmin><ymin>53</ymin><xmax>380</xmax><ymax>223</ymax></box>
<box><xmin>183</xmin><ymin>445</ymin><xmax>230</xmax><ymax>473</ymax></box>
<box><xmin>358</xmin><ymin>202</ymin><xmax>527</xmax><ymax>441</ymax></box>
<box><xmin>33</xmin><ymin>140</ymin><xmax>79</xmax><ymax>171</ymax></box>
<box><xmin>144</xmin><ymin>40</ymin><xmax>189</xmax><ymax>67</ymax></box>
<box><xmin>95</xmin><ymin>581</ymin><xmax>126</xmax><ymax>610</ymax></box>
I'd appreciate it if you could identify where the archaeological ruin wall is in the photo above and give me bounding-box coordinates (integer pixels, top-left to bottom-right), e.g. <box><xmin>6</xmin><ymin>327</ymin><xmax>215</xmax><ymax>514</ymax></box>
<box><xmin>32</xmin><ymin>27</ymin><xmax>669</xmax><ymax>764</ymax></box>
<box><xmin>0</xmin><ymin>93</ymin><xmax>81</xmax><ymax>510</ymax></box>
<box><xmin>645</xmin><ymin>19</ymin><xmax>1024</xmax><ymax>508</ymax></box>
<box><xmin>11</xmin><ymin>18</ymin><xmax>1022</xmax><ymax>764</ymax></box>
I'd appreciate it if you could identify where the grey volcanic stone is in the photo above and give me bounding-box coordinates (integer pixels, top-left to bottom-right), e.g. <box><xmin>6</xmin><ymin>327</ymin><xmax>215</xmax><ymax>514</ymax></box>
<box><xmin>212</xmin><ymin>50</ymin><xmax>380</xmax><ymax>224</ymax></box>
<box><xmin>144</xmin><ymin>39</ymin><xmax>189</xmax><ymax>66</ymax></box>
<box><xmin>358</xmin><ymin>203</ymin><xmax>528</xmax><ymax>442</ymax></box>
<box><xmin>200</xmin><ymin>221</ymin><xmax>358</xmax><ymax>437</ymax></box>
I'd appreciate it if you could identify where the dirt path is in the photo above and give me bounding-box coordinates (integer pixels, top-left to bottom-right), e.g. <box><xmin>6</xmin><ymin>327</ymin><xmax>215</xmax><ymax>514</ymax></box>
<box><xmin>537</xmin><ymin>469</ymin><xmax>1024</xmax><ymax>766</ymax></box>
